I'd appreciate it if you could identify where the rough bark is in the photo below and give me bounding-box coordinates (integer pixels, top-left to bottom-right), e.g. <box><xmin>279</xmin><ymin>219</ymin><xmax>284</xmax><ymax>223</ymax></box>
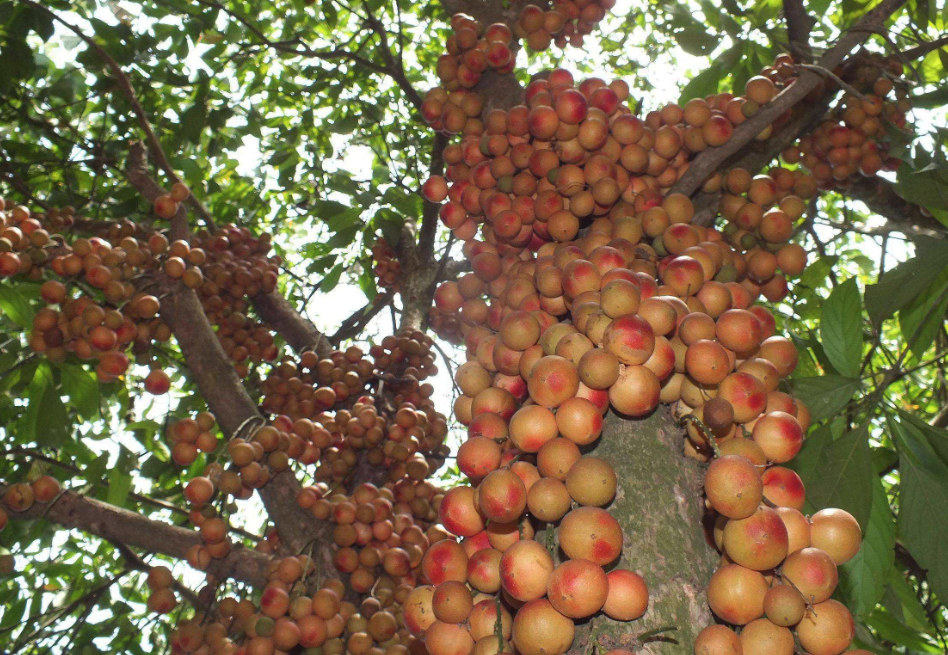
<box><xmin>568</xmin><ymin>407</ymin><xmax>717</xmax><ymax>655</ymax></box>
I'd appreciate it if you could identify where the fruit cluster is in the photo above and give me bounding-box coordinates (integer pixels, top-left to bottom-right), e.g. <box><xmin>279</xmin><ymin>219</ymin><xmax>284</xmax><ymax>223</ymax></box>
<box><xmin>786</xmin><ymin>53</ymin><xmax>908</xmax><ymax>187</ymax></box>
<box><xmin>516</xmin><ymin>1</ymin><xmax>614</xmax><ymax>51</ymax></box>
<box><xmin>0</xmin><ymin>196</ymin><xmax>285</xmax><ymax>386</ymax></box>
<box><xmin>413</xmin><ymin>14</ymin><xmax>864</xmax><ymax>655</ymax></box>
<box><xmin>371</xmin><ymin>238</ymin><xmax>402</xmax><ymax>292</ymax></box>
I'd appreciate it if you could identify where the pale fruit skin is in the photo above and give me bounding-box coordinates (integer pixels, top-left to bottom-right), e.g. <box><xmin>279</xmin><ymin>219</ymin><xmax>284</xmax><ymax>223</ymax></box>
<box><xmin>739</xmin><ymin>618</ymin><xmax>794</xmax><ymax>655</ymax></box>
<box><xmin>557</xmin><ymin>507</ymin><xmax>623</xmax><ymax>565</ymax></box>
<box><xmin>809</xmin><ymin>508</ymin><xmax>862</xmax><ymax>565</ymax></box>
<box><xmin>693</xmin><ymin>624</ymin><xmax>742</xmax><ymax>655</ymax></box>
<box><xmin>722</xmin><ymin>507</ymin><xmax>789</xmax><ymax>570</ymax></box>
<box><xmin>511</xmin><ymin>599</ymin><xmax>575</xmax><ymax>655</ymax></box>
<box><xmin>546</xmin><ymin>558</ymin><xmax>608</xmax><ymax>618</ymax></box>
<box><xmin>796</xmin><ymin>600</ymin><xmax>855</xmax><ymax>655</ymax></box>
<box><xmin>707</xmin><ymin>564</ymin><xmax>768</xmax><ymax>625</ymax></box>
<box><xmin>602</xmin><ymin>569</ymin><xmax>648</xmax><ymax>621</ymax></box>
<box><xmin>704</xmin><ymin>455</ymin><xmax>763</xmax><ymax>519</ymax></box>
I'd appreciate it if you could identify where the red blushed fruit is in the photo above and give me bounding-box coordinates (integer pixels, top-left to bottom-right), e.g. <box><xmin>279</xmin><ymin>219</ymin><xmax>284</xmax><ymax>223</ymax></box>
<box><xmin>723</xmin><ymin>506</ymin><xmax>790</xmax><ymax>571</ymax></box>
<box><xmin>590</xmin><ymin>87</ymin><xmax>619</xmax><ymax>115</ymax></box>
<box><xmin>602</xmin><ymin>569</ymin><xmax>649</xmax><ymax>621</ymax></box>
<box><xmin>661</xmin><ymin>255</ymin><xmax>705</xmax><ymax>297</ymax></box>
<box><xmin>558</xmin><ymin>507</ymin><xmax>623</xmax><ymax>566</ymax></box>
<box><xmin>422</xmin><ymin>539</ymin><xmax>469</xmax><ymax>585</ymax></box>
<box><xmin>702</xmin><ymin>115</ymin><xmax>734</xmax><ymax>147</ymax></box>
<box><xmin>439</xmin><ymin>486</ymin><xmax>485</xmax><ymax>537</ymax></box>
<box><xmin>88</xmin><ymin>325</ymin><xmax>118</xmax><ymax>352</ymax></box>
<box><xmin>144</xmin><ymin>369</ymin><xmax>171</xmax><ymax>395</ymax></box>
<box><xmin>547</xmin><ymin>559</ymin><xmax>609</xmax><ymax>619</ymax></box>
<box><xmin>717</xmin><ymin>372</ymin><xmax>767</xmax><ymax>424</ymax></box>
<box><xmin>555</xmin><ymin>89</ymin><xmax>589</xmax><ymax>125</ymax></box>
<box><xmin>527</xmin><ymin>105</ymin><xmax>560</xmax><ymax>140</ymax></box>
<box><xmin>477</xmin><ymin>469</ymin><xmax>527</xmax><ymax>523</ymax></box>
<box><xmin>422</xmin><ymin>176</ymin><xmax>449</xmax><ymax>203</ymax></box>
<box><xmin>461</xmin><ymin>530</ymin><xmax>492</xmax><ymax>557</ymax></box>
<box><xmin>404</xmin><ymin>585</ymin><xmax>436</xmax><ymax>637</ymax></box>
<box><xmin>603</xmin><ymin>314</ymin><xmax>655</xmax><ymax>365</ymax></box>
<box><xmin>153</xmin><ymin>194</ymin><xmax>178</xmax><ymax>219</ymax></box>
<box><xmin>761</xmin><ymin>466</ymin><xmax>806</xmax><ymax>510</ymax></box>
<box><xmin>434</xmin><ymin>282</ymin><xmax>464</xmax><ymax>313</ymax></box>
<box><xmin>99</xmin><ymin>350</ymin><xmax>129</xmax><ymax>376</ymax></box>
<box><xmin>752</xmin><ymin>411</ymin><xmax>804</xmax><ymax>463</ymax></box>
<box><xmin>467</xmin><ymin>547</ymin><xmax>502</xmax><ymax>593</ymax></box>
<box><xmin>486</xmin><ymin>41</ymin><xmax>512</xmax><ymax>68</ymax></box>
<box><xmin>500</xmin><ymin>540</ymin><xmax>554</xmax><ymax>602</ymax></box>
<box><xmin>457</xmin><ymin>437</ymin><xmax>502</xmax><ymax>479</ymax></box>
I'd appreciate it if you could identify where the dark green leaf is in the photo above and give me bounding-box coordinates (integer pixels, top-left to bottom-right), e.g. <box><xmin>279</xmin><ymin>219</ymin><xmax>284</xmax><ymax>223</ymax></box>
<box><xmin>790</xmin><ymin>376</ymin><xmax>861</xmax><ymax>423</ymax></box>
<box><xmin>820</xmin><ymin>278</ymin><xmax>862</xmax><ymax>377</ymax></box>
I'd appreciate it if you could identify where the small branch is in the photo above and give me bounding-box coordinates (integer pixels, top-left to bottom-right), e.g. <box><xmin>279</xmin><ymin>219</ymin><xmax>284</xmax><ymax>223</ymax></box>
<box><xmin>900</xmin><ymin>34</ymin><xmax>948</xmax><ymax>61</ymax></box>
<box><xmin>784</xmin><ymin>0</ymin><xmax>815</xmax><ymax>61</ymax></box>
<box><xmin>796</xmin><ymin>63</ymin><xmax>869</xmax><ymax>100</ymax></box>
<box><xmin>330</xmin><ymin>291</ymin><xmax>394</xmax><ymax>345</ymax></box>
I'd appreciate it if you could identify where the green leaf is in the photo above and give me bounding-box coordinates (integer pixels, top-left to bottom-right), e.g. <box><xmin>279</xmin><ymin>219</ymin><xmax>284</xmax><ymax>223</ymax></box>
<box><xmin>837</xmin><ymin>475</ymin><xmax>895</xmax><ymax>617</ymax></box>
<box><xmin>898</xmin><ymin>267</ymin><xmax>948</xmax><ymax>360</ymax></box>
<box><xmin>864</xmin><ymin>236</ymin><xmax>948</xmax><ymax>326</ymax></box>
<box><xmin>790</xmin><ymin>376</ymin><xmax>861</xmax><ymax>423</ymax></box>
<box><xmin>59</xmin><ymin>363</ymin><xmax>100</xmax><ymax>420</ymax></box>
<box><xmin>890</xmin><ymin>415</ymin><xmax>948</xmax><ymax>604</ymax></box>
<box><xmin>680</xmin><ymin>66</ymin><xmax>722</xmax><ymax>102</ymax></box>
<box><xmin>106</xmin><ymin>448</ymin><xmax>133</xmax><ymax>508</ymax></box>
<box><xmin>320</xmin><ymin>264</ymin><xmax>344</xmax><ymax>293</ymax></box>
<box><xmin>0</xmin><ymin>284</ymin><xmax>35</xmax><ymax>327</ymax></box>
<box><xmin>820</xmin><ymin>278</ymin><xmax>863</xmax><ymax>377</ymax></box>
<box><xmin>787</xmin><ymin>422</ymin><xmax>873</xmax><ymax>528</ymax></box>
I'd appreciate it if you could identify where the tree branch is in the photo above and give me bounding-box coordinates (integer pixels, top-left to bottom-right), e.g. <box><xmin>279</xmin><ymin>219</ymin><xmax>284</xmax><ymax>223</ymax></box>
<box><xmin>330</xmin><ymin>291</ymin><xmax>394</xmax><ymax>345</ymax></box>
<box><xmin>671</xmin><ymin>0</ymin><xmax>909</xmax><ymax>197</ymax></box>
<box><xmin>900</xmin><ymin>34</ymin><xmax>948</xmax><ymax>61</ymax></box>
<box><xmin>124</xmin><ymin>149</ymin><xmax>332</xmax><ymax>555</ymax></box>
<box><xmin>8</xmin><ymin>491</ymin><xmax>272</xmax><ymax>587</ymax></box>
<box><xmin>784</xmin><ymin>0</ymin><xmax>815</xmax><ymax>61</ymax></box>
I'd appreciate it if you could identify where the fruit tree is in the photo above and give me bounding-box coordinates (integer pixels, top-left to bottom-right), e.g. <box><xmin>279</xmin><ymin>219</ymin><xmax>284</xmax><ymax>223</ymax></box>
<box><xmin>1</xmin><ymin>1</ymin><xmax>947</xmax><ymax>655</ymax></box>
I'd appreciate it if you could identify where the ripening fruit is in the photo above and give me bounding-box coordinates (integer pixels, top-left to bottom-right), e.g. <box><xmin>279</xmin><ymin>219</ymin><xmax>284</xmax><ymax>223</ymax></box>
<box><xmin>704</xmin><ymin>455</ymin><xmax>763</xmax><ymax>519</ymax></box>
<box><xmin>796</xmin><ymin>600</ymin><xmax>855</xmax><ymax>655</ymax></box>
<box><xmin>809</xmin><ymin>508</ymin><xmax>862</xmax><ymax>564</ymax></box>
<box><xmin>500</xmin><ymin>539</ymin><xmax>554</xmax><ymax>602</ymax></box>
<box><xmin>764</xmin><ymin>584</ymin><xmax>807</xmax><ymax>627</ymax></box>
<box><xmin>404</xmin><ymin>585</ymin><xmax>437</xmax><ymax>636</ymax></box>
<box><xmin>558</xmin><ymin>507</ymin><xmax>623</xmax><ymax>565</ymax></box>
<box><xmin>528</xmin><ymin>356</ymin><xmax>580</xmax><ymax>408</ymax></box>
<box><xmin>527</xmin><ymin>478</ymin><xmax>571</xmax><ymax>522</ymax></box>
<box><xmin>432</xmin><ymin>581</ymin><xmax>474</xmax><ymax>624</ymax></box>
<box><xmin>723</xmin><ymin>506</ymin><xmax>789</xmax><ymax>570</ymax></box>
<box><xmin>751</xmin><ymin>411</ymin><xmax>804</xmax><ymax>463</ymax></box>
<box><xmin>422</xmin><ymin>539</ymin><xmax>469</xmax><ymax>584</ymax></box>
<box><xmin>602</xmin><ymin>569</ymin><xmax>648</xmax><ymax>621</ymax></box>
<box><xmin>426</xmin><ymin>620</ymin><xmax>474</xmax><ymax>655</ymax></box>
<box><xmin>144</xmin><ymin>369</ymin><xmax>171</xmax><ymax>395</ymax></box>
<box><xmin>707</xmin><ymin>564</ymin><xmax>768</xmax><ymax>625</ymax></box>
<box><xmin>608</xmin><ymin>365</ymin><xmax>660</xmax><ymax>417</ymax></box>
<box><xmin>564</xmin><ymin>457</ymin><xmax>616</xmax><ymax>506</ymax></box>
<box><xmin>511</xmin><ymin>599</ymin><xmax>575</xmax><ymax>655</ymax></box>
<box><xmin>781</xmin><ymin>547</ymin><xmax>839</xmax><ymax>603</ymax></box>
<box><xmin>546</xmin><ymin>559</ymin><xmax>609</xmax><ymax>618</ymax></box>
<box><xmin>739</xmin><ymin>618</ymin><xmax>794</xmax><ymax>655</ymax></box>
<box><xmin>477</xmin><ymin>469</ymin><xmax>527</xmax><ymax>523</ymax></box>
<box><xmin>694</xmin><ymin>624</ymin><xmax>742</xmax><ymax>655</ymax></box>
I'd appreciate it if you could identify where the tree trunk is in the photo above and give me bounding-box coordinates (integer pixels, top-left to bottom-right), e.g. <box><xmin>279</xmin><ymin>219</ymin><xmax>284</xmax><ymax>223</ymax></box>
<box><xmin>570</xmin><ymin>406</ymin><xmax>717</xmax><ymax>654</ymax></box>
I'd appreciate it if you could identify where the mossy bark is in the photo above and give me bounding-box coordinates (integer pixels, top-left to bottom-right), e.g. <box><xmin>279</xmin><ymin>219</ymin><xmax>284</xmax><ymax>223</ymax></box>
<box><xmin>568</xmin><ymin>405</ymin><xmax>718</xmax><ymax>655</ymax></box>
